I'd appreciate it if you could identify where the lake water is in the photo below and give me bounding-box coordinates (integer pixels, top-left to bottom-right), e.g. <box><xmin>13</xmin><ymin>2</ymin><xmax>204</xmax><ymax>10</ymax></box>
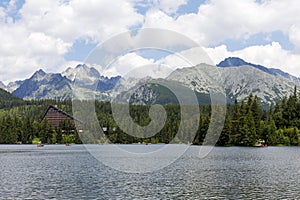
<box><xmin>1</xmin><ymin>145</ymin><xmax>300</xmax><ymax>199</ymax></box>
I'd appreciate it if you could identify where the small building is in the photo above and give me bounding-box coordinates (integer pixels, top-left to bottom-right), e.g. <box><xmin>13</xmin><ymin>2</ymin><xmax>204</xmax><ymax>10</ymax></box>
<box><xmin>41</xmin><ymin>105</ymin><xmax>84</xmax><ymax>131</ymax></box>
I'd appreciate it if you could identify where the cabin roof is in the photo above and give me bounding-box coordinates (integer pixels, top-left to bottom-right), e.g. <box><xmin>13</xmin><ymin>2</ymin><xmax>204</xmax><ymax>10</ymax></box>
<box><xmin>41</xmin><ymin>105</ymin><xmax>83</xmax><ymax>124</ymax></box>
<box><xmin>42</xmin><ymin>105</ymin><xmax>71</xmax><ymax>120</ymax></box>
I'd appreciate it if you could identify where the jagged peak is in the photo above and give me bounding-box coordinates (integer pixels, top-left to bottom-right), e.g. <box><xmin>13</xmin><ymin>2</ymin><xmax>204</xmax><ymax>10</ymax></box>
<box><xmin>64</xmin><ymin>64</ymin><xmax>101</xmax><ymax>80</ymax></box>
<box><xmin>31</xmin><ymin>69</ymin><xmax>47</xmax><ymax>78</ymax></box>
<box><xmin>36</xmin><ymin>69</ymin><xmax>46</xmax><ymax>74</ymax></box>
<box><xmin>75</xmin><ymin>64</ymin><xmax>88</xmax><ymax>69</ymax></box>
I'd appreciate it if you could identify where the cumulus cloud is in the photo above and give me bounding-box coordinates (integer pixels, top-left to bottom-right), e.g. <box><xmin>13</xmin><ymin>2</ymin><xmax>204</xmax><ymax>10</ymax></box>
<box><xmin>0</xmin><ymin>0</ymin><xmax>143</xmax><ymax>82</ymax></box>
<box><xmin>104</xmin><ymin>52</ymin><xmax>155</xmax><ymax>77</ymax></box>
<box><xmin>157</xmin><ymin>0</ymin><xmax>187</xmax><ymax>14</ymax></box>
<box><xmin>105</xmin><ymin>41</ymin><xmax>300</xmax><ymax>80</ymax></box>
<box><xmin>156</xmin><ymin>47</ymin><xmax>214</xmax><ymax>68</ymax></box>
<box><xmin>289</xmin><ymin>25</ymin><xmax>300</xmax><ymax>51</ymax></box>
<box><xmin>1</xmin><ymin>0</ymin><xmax>300</xmax><ymax>83</ymax></box>
<box><xmin>19</xmin><ymin>0</ymin><xmax>143</xmax><ymax>42</ymax></box>
<box><xmin>0</xmin><ymin>23</ymin><xmax>71</xmax><ymax>82</ymax></box>
<box><xmin>0</xmin><ymin>6</ymin><xmax>4</xmax><ymax>15</ymax></box>
<box><xmin>142</xmin><ymin>0</ymin><xmax>300</xmax><ymax>47</ymax></box>
<box><xmin>104</xmin><ymin>46</ymin><xmax>214</xmax><ymax>79</ymax></box>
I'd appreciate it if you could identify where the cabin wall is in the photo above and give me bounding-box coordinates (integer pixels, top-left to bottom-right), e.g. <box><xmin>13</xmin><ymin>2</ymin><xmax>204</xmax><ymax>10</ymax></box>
<box><xmin>43</xmin><ymin>107</ymin><xmax>75</xmax><ymax>129</ymax></box>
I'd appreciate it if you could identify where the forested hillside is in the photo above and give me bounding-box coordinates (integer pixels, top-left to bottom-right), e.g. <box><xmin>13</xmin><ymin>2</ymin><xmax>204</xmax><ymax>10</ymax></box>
<box><xmin>0</xmin><ymin>88</ymin><xmax>24</xmax><ymax>109</ymax></box>
<box><xmin>1</xmin><ymin>87</ymin><xmax>300</xmax><ymax>146</ymax></box>
<box><xmin>0</xmin><ymin>99</ymin><xmax>75</xmax><ymax>144</ymax></box>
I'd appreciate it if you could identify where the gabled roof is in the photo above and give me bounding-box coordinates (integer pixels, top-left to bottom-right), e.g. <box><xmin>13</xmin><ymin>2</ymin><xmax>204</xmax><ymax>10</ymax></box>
<box><xmin>41</xmin><ymin>105</ymin><xmax>73</xmax><ymax>120</ymax></box>
<box><xmin>41</xmin><ymin>105</ymin><xmax>84</xmax><ymax>125</ymax></box>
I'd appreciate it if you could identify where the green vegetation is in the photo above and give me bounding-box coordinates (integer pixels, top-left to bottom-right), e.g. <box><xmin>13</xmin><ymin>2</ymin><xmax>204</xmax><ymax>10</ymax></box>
<box><xmin>1</xmin><ymin>86</ymin><xmax>300</xmax><ymax>146</ymax></box>
<box><xmin>218</xmin><ymin>86</ymin><xmax>300</xmax><ymax>146</ymax></box>
<box><xmin>0</xmin><ymin>99</ymin><xmax>78</xmax><ymax>144</ymax></box>
<box><xmin>0</xmin><ymin>88</ymin><xmax>24</xmax><ymax>109</ymax></box>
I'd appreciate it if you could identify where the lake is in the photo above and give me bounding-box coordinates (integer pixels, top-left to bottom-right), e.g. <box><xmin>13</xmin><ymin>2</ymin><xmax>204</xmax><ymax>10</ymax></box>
<box><xmin>1</xmin><ymin>145</ymin><xmax>300</xmax><ymax>199</ymax></box>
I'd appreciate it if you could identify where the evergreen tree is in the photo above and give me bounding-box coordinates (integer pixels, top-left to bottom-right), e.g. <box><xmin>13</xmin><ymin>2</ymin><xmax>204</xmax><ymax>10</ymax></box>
<box><xmin>217</xmin><ymin>114</ymin><xmax>231</xmax><ymax>146</ymax></box>
<box><xmin>229</xmin><ymin>99</ymin><xmax>241</xmax><ymax>145</ymax></box>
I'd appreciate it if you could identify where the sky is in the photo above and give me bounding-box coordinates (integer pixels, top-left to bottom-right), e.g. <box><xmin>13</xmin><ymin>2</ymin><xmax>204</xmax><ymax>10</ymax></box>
<box><xmin>0</xmin><ymin>0</ymin><xmax>300</xmax><ymax>83</ymax></box>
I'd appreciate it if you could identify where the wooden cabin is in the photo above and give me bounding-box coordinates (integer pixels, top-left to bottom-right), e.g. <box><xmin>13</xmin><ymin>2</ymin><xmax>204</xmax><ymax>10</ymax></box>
<box><xmin>41</xmin><ymin>105</ymin><xmax>84</xmax><ymax>131</ymax></box>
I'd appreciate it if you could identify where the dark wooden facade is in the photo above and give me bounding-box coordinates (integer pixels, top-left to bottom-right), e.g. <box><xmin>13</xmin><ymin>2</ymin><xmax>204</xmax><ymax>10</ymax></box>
<box><xmin>42</xmin><ymin>105</ymin><xmax>83</xmax><ymax>131</ymax></box>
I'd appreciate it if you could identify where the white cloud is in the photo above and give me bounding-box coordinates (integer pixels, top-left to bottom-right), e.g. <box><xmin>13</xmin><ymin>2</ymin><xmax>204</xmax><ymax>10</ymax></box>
<box><xmin>1</xmin><ymin>0</ymin><xmax>300</xmax><ymax>83</ymax></box>
<box><xmin>289</xmin><ymin>25</ymin><xmax>300</xmax><ymax>51</ymax></box>
<box><xmin>0</xmin><ymin>0</ymin><xmax>143</xmax><ymax>82</ymax></box>
<box><xmin>204</xmin><ymin>45</ymin><xmax>229</xmax><ymax>65</ymax></box>
<box><xmin>156</xmin><ymin>47</ymin><xmax>214</xmax><ymax>68</ymax></box>
<box><xmin>104</xmin><ymin>52</ymin><xmax>155</xmax><ymax>77</ymax></box>
<box><xmin>205</xmin><ymin>42</ymin><xmax>300</xmax><ymax>77</ymax></box>
<box><xmin>105</xmin><ymin>41</ymin><xmax>300</xmax><ymax>80</ymax></box>
<box><xmin>0</xmin><ymin>7</ymin><xmax>6</xmax><ymax>21</ymax></box>
<box><xmin>103</xmin><ymin>46</ymin><xmax>214</xmax><ymax>79</ymax></box>
<box><xmin>0</xmin><ymin>23</ymin><xmax>71</xmax><ymax>82</ymax></box>
<box><xmin>26</xmin><ymin>32</ymin><xmax>70</xmax><ymax>56</ymax></box>
<box><xmin>143</xmin><ymin>0</ymin><xmax>300</xmax><ymax>47</ymax></box>
<box><xmin>140</xmin><ymin>0</ymin><xmax>300</xmax><ymax>78</ymax></box>
<box><xmin>157</xmin><ymin>0</ymin><xmax>187</xmax><ymax>14</ymax></box>
<box><xmin>136</xmin><ymin>0</ymin><xmax>187</xmax><ymax>15</ymax></box>
<box><xmin>19</xmin><ymin>0</ymin><xmax>143</xmax><ymax>43</ymax></box>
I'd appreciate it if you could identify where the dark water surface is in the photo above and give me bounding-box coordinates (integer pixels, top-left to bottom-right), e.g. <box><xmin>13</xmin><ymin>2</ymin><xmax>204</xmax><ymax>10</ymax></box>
<box><xmin>1</xmin><ymin>145</ymin><xmax>300</xmax><ymax>199</ymax></box>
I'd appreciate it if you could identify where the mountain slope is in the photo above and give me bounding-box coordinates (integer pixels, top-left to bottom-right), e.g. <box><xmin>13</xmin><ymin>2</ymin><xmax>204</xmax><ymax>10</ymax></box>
<box><xmin>10</xmin><ymin>65</ymin><xmax>121</xmax><ymax>100</ymax></box>
<box><xmin>63</xmin><ymin>64</ymin><xmax>121</xmax><ymax>92</ymax></box>
<box><xmin>0</xmin><ymin>88</ymin><xmax>21</xmax><ymax>101</ymax></box>
<box><xmin>0</xmin><ymin>88</ymin><xmax>24</xmax><ymax>108</ymax></box>
<box><xmin>2</xmin><ymin>58</ymin><xmax>299</xmax><ymax>106</ymax></box>
<box><xmin>167</xmin><ymin>63</ymin><xmax>298</xmax><ymax>105</ymax></box>
<box><xmin>13</xmin><ymin>69</ymin><xmax>72</xmax><ymax>100</ymax></box>
<box><xmin>127</xmin><ymin>82</ymin><xmax>212</xmax><ymax>105</ymax></box>
<box><xmin>217</xmin><ymin>57</ymin><xmax>299</xmax><ymax>81</ymax></box>
<box><xmin>6</xmin><ymin>80</ymin><xmax>24</xmax><ymax>93</ymax></box>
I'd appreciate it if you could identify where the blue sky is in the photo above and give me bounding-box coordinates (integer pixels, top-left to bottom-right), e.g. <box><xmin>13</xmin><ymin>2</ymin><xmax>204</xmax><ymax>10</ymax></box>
<box><xmin>0</xmin><ymin>0</ymin><xmax>300</xmax><ymax>82</ymax></box>
<box><xmin>65</xmin><ymin>0</ymin><xmax>296</xmax><ymax>61</ymax></box>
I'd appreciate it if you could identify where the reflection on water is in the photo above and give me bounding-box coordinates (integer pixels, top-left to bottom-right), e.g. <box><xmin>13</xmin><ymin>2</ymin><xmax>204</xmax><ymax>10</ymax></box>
<box><xmin>0</xmin><ymin>145</ymin><xmax>300</xmax><ymax>199</ymax></box>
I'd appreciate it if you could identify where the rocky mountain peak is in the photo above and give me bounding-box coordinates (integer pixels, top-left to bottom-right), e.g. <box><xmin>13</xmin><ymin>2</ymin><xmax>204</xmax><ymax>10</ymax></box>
<box><xmin>217</xmin><ymin>57</ymin><xmax>249</xmax><ymax>67</ymax></box>
<box><xmin>63</xmin><ymin>64</ymin><xmax>101</xmax><ymax>81</ymax></box>
<box><xmin>34</xmin><ymin>69</ymin><xmax>46</xmax><ymax>76</ymax></box>
<box><xmin>31</xmin><ymin>69</ymin><xmax>47</xmax><ymax>81</ymax></box>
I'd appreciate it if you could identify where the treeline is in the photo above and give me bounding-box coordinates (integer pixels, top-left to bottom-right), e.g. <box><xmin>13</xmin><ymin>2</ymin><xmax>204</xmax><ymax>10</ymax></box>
<box><xmin>76</xmin><ymin>87</ymin><xmax>300</xmax><ymax>146</ymax></box>
<box><xmin>94</xmin><ymin>103</ymin><xmax>211</xmax><ymax>144</ymax></box>
<box><xmin>0</xmin><ymin>99</ymin><xmax>79</xmax><ymax>144</ymax></box>
<box><xmin>1</xmin><ymin>87</ymin><xmax>300</xmax><ymax>146</ymax></box>
<box><xmin>217</xmin><ymin>86</ymin><xmax>300</xmax><ymax>146</ymax></box>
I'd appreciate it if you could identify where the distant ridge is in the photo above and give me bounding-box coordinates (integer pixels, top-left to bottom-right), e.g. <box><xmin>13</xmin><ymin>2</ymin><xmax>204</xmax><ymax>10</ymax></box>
<box><xmin>217</xmin><ymin>57</ymin><xmax>272</xmax><ymax>74</ymax></box>
<box><xmin>0</xmin><ymin>58</ymin><xmax>299</xmax><ymax>106</ymax></box>
<box><xmin>13</xmin><ymin>69</ymin><xmax>72</xmax><ymax>100</ymax></box>
<box><xmin>217</xmin><ymin>57</ymin><xmax>299</xmax><ymax>81</ymax></box>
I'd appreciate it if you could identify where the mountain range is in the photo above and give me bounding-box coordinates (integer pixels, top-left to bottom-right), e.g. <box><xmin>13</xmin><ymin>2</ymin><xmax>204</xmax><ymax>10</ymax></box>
<box><xmin>1</xmin><ymin>64</ymin><xmax>120</xmax><ymax>100</ymax></box>
<box><xmin>0</xmin><ymin>57</ymin><xmax>299</xmax><ymax>106</ymax></box>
